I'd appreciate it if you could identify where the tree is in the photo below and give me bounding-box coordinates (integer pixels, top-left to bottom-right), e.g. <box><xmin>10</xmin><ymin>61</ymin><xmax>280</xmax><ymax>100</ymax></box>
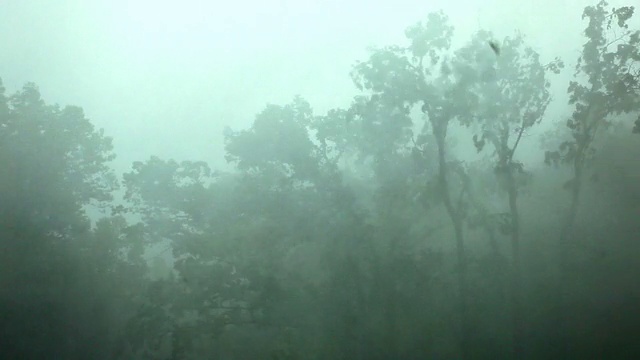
<box><xmin>224</xmin><ymin>97</ymin><xmax>380</xmax><ymax>359</ymax></box>
<box><xmin>543</xmin><ymin>2</ymin><xmax>640</xmax><ymax>355</ymax></box>
<box><xmin>313</xmin><ymin>102</ymin><xmax>452</xmax><ymax>359</ymax></box>
<box><xmin>348</xmin><ymin>12</ymin><xmax>486</xmax><ymax>358</ymax></box>
<box><xmin>121</xmin><ymin>157</ymin><xmax>226</xmax><ymax>359</ymax></box>
<box><xmin>453</xmin><ymin>30</ymin><xmax>562</xmax><ymax>357</ymax></box>
<box><xmin>0</xmin><ymin>79</ymin><xmax>124</xmax><ymax>359</ymax></box>
<box><xmin>120</xmin><ymin>97</ymin><xmax>373</xmax><ymax>359</ymax></box>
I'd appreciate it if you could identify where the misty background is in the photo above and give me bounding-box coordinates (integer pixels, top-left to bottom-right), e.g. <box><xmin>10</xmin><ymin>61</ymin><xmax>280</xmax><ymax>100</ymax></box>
<box><xmin>1</xmin><ymin>0</ymin><xmax>621</xmax><ymax>173</ymax></box>
<box><xmin>1</xmin><ymin>1</ymin><xmax>640</xmax><ymax>359</ymax></box>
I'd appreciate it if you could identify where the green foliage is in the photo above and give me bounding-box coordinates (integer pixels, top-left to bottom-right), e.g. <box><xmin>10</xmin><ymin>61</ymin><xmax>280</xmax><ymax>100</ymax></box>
<box><xmin>0</xmin><ymin>78</ymin><xmax>118</xmax><ymax>238</ymax></box>
<box><xmin>405</xmin><ymin>11</ymin><xmax>454</xmax><ymax>61</ymax></box>
<box><xmin>124</xmin><ymin>156</ymin><xmax>211</xmax><ymax>220</ymax></box>
<box><xmin>311</xmin><ymin>108</ymin><xmax>354</xmax><ymax>163</ymax></box>
<box><xmin>455</xmin><ymin>30</ymin><xmax>561</xmax><ymax>158</ymax></box>
<box><xmin>348</xmin><ymin>12</ymin><xmax>455</xmax><ymax>180</ymax></box>
<box><xmin>0</xmin><ymin>79</ymin><xmax>136</xmax><ymax>360</ymax></box>
<box><xmin>546</xmin><ymin>0</ymin><xmax>640</xmax><ymax>168</ymax></box>
<box><xmin>2</xmin><ymin>82</ymin><xmax>117</xmax><ymax>204</ymax></box>
<box><xmin>224</xmin><ymin>96</ymin><xmax>321</xmax><ymax>182</ymax></box>
<box><xmin>119</xmin><ymin>96</ymin><xmax>374</xmax><ymax>358</ymax></box>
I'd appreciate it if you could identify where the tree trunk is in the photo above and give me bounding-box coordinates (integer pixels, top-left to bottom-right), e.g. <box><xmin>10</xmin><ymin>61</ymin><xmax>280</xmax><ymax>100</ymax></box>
<box><xmin>558</xmin><ymin>158</ymin><xmax>585</xmax><ymax>358</ymax></box>
<box><xmin>506</xmin><ymin>170</ymin><xmax>524</xmax><ymax>359</ymax></box>
<box><xmin>434</xmin><ymin>126</ymin><xmax>470</xmax><ymax>359</ymax></box>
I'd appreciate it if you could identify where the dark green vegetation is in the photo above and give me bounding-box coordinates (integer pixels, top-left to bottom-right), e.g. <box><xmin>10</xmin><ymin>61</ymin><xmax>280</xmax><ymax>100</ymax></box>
<box><xmin>1</xmin><ymin>1</ymin><xmax>639</xmax><ymax>359</ymax></box>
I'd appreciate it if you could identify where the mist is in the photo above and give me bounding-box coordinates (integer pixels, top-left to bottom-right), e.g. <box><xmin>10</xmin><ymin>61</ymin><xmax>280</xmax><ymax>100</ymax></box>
<box><xmin>1</xmin><ymin>0</ymin><xmax>639</xmax><ymax>359</ymax></box>
<box><xmin>3</xmin><ymin>0</ymin><xmax>628</xmax><ymax>172</ymax></box>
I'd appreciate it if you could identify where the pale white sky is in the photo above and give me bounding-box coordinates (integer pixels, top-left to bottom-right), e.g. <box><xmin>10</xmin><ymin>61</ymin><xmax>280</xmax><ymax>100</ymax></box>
<box><xmin>0</xmin><ymin>0</ymin><xmax>636</xmax><ymax>173</ymax></box>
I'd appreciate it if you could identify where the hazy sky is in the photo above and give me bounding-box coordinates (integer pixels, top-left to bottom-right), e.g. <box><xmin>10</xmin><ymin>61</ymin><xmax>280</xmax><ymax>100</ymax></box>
<box><xmin>1</xmin><ymin>0</ymin><xmax>636</xmax><ymax>173</ymax></box>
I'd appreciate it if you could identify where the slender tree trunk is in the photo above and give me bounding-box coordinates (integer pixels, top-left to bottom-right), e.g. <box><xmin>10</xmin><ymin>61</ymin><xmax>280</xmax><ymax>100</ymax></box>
<box><xmin>558</xmin><ymin>158</ymin><xmax>585</xmax><ymax>358</ymax></box>
<box><xmin>383</xmin><ymin>237</ymin><xmax>399</xmax><ymax>358</ymax></box>
<box><xmin>506</xmin><ymin>171</ymin><xmax>524</xmax><ymax>359</ymax></box>
<box><xmin>434</xmin><ymin>127</ymin><xmax>470</xmax><ymax>359</ymax></box>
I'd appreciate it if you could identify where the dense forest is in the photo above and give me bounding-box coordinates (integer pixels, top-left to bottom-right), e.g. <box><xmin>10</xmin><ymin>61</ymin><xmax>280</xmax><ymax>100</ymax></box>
<box><xmin>1</xmin><ymin>1</ymin><xmax>639</xmax><ymax>359</ymax></box>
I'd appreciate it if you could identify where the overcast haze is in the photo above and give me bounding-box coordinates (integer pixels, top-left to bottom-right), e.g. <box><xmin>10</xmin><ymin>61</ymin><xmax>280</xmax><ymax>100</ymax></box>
<box><xmin>3</xmin><ymin>1</ymin><xmax>640</xmax><ymax>358</ymax></box>
<box><xmin>1</xmin><ymin>0</ymin><xmax>635</xmax><ymax>172</ymax></box>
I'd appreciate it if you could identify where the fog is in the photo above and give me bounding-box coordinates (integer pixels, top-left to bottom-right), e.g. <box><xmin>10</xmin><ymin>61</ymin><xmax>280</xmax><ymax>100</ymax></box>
<box><xmin>3</xmin><ymin>0</ymin><xmax>629</xmax><ymax>172</ymax></box>
<box><xmin>1</xmin><ymin>1</ymin><xmax>639</xmax><ymax>359</ymax></box>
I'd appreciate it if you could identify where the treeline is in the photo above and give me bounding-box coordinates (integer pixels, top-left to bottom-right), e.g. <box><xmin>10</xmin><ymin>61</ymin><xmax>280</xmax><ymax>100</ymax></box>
<box><xmin>1</xmin><ymin>1</ymin><xmax>639</xmax><ymax>359</ymax></box>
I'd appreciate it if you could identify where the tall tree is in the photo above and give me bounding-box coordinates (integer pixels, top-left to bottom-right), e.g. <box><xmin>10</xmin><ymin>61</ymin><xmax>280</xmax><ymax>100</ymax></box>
<box><xmin>350</xmin><ymin>12</ymin><xmax>480</xmax><ymax>358</ymax></box>
<box><xmin>544</xmin><ymin>2</ymin><xmax>640</xmax><ymax>356</ymax></box>
<box><xmin>0</xmin><ymin>80</ymin><xmax>121</xmax><ymax>359</ymax></box>
<box><xmin>453</xmin><ymin>30</ymin><xmax>562</xmax><ymax>357</ymax></box>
